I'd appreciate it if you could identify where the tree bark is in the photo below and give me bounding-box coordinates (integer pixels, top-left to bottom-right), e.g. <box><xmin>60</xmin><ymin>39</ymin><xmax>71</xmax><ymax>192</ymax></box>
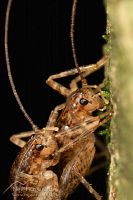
<box><xmin>107</xmin><ymin>1</ymin><xmax>133</xmax><ymax>200</ymax></box>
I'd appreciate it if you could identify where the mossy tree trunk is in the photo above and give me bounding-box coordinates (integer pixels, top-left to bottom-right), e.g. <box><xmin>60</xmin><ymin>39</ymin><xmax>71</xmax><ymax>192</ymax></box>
<box><xmin>106</xmin><ymin>1</ymin><xmax>133</xmax><ymax>200</ymax></box>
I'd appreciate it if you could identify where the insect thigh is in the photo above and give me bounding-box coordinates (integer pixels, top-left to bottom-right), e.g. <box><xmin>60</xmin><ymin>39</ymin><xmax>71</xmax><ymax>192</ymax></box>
<box><xmin>59</xmin><ymin>134</ymin><xmax>95</xmax><ymax>200</ymax></box>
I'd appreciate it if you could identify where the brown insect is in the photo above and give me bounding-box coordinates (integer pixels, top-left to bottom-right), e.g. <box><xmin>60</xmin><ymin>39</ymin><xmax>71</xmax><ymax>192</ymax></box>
<box><xmin>4</xmin><ymin>0</ymin><xmax>112</xmax><ymax>200</ymax></box>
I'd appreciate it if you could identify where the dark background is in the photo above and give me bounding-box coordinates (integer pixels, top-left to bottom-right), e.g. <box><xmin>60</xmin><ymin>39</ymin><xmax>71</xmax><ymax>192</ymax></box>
<box><xmin>0</xmin><ymin>0</ymin><xmax>106</xmax><ymax>199</ymax></box>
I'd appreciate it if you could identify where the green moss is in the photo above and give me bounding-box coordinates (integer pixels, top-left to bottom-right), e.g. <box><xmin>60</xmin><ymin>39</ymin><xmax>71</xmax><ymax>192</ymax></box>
<box><xmin>98</xmin><ymin>78</ymin><xmax>112</xmax><ymax>143</ymax></box>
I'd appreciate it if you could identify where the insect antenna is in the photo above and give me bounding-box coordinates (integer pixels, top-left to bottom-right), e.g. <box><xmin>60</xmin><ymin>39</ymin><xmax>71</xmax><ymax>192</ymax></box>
<box><xmin>4</xmin><ymin>0</ymin><xmax>38</xmax><ymax>132</ymax></box>
<box><xmin>70</xmin><ymin>0</ymin><xmax>88</xmax><ymax>88</ymax></box>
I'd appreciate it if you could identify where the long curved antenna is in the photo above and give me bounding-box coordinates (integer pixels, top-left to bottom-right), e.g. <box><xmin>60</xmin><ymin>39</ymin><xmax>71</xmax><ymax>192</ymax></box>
<box><xmin>4</xmin><ymin>0</ymin><xmax>38</xmax><ymax>132</ymax></box>
<box><xmin>70</xmin><ymin>0</ymin><xmax>87</xmax><ymax>87</ymax></box>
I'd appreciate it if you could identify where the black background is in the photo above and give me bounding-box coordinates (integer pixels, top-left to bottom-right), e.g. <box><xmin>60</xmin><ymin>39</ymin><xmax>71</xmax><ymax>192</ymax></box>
<box><xmin>0</xmin><ymin>0</ymin><xmax>107</xmax><ymax>199</ymax></box>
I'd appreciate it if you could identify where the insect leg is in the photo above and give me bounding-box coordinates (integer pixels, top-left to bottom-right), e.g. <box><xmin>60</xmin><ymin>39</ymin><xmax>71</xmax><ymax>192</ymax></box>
<box><xmin>75</xmin><ymin>172</ymin><xmax>102</xmax><ymax>200</ymax></box>
<box><xmin>10</xmin><ymin>103</ymin><xmax>66</xmax><ymax>148</ymax></box>
<box><xmin>46</xmin><ymin>103</ymin><xmax>65</xmax><ymax>127</ymax></box>
<box><xmin>46</xmin><ymin>70</ymin><xmax>77</xmax><ymax>97</ymax></box>
<box><xmin>88</xmin><ymin>162</ymin><xmax>108</xmax><ymax>177</ymax></box>
<box><xmin>10</xmin><ymin>126</ymin><xmax>60</xmax><ymax>148</ymax></box>
<box><xmin>59</xmin><ymin>135</ymin><xmax>96</xmax><ymax>200</ymax></box>
<box><xmin>46</xmin><ymin>55</ymin><xmax>109</xmax><ymax>97</ymax></box>
<box><xmin>99</xmin><ymin>110</ymin><xmax>112</xmax><ymax>122</ymax></box>
<box><xmin>10</xmin><ymin>130</ymin><xmax>34</xmax><ymax>148</ymax></box>
<box><xmin>69</xmin><ymin>55</ymin><xmax>109</xmax><ymax>90</ymax></box>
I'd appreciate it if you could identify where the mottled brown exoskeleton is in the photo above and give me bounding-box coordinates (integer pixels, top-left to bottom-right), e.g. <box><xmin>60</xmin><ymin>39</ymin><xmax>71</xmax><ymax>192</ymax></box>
<box><xmin>4</xmin><ymin>0</ymin><xmax>112</xmax><ymax>200</ymax></box>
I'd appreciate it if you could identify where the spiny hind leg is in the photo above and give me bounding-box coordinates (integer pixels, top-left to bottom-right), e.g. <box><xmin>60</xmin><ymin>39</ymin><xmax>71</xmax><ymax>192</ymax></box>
<box><xmin>46</xmin><ymin>55</ymin><xmax>109</xmax><ymax>97</ymax></box>
<box><xmin>76</xmin><ymin>172</ymin><xmax>102</xmax><ymax>200</ymax></box>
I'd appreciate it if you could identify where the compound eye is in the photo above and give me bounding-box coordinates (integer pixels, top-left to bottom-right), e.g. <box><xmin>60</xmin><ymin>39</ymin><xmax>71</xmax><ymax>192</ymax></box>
<box><xmin>79</xmin><ymin>98</ymin><xmax>89</xmax><ymax>105</ymax></box>
<box><xmin>35</xmin><ymin>144</ymin><xmax>44</xmax><ymax>151</ymax></box>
